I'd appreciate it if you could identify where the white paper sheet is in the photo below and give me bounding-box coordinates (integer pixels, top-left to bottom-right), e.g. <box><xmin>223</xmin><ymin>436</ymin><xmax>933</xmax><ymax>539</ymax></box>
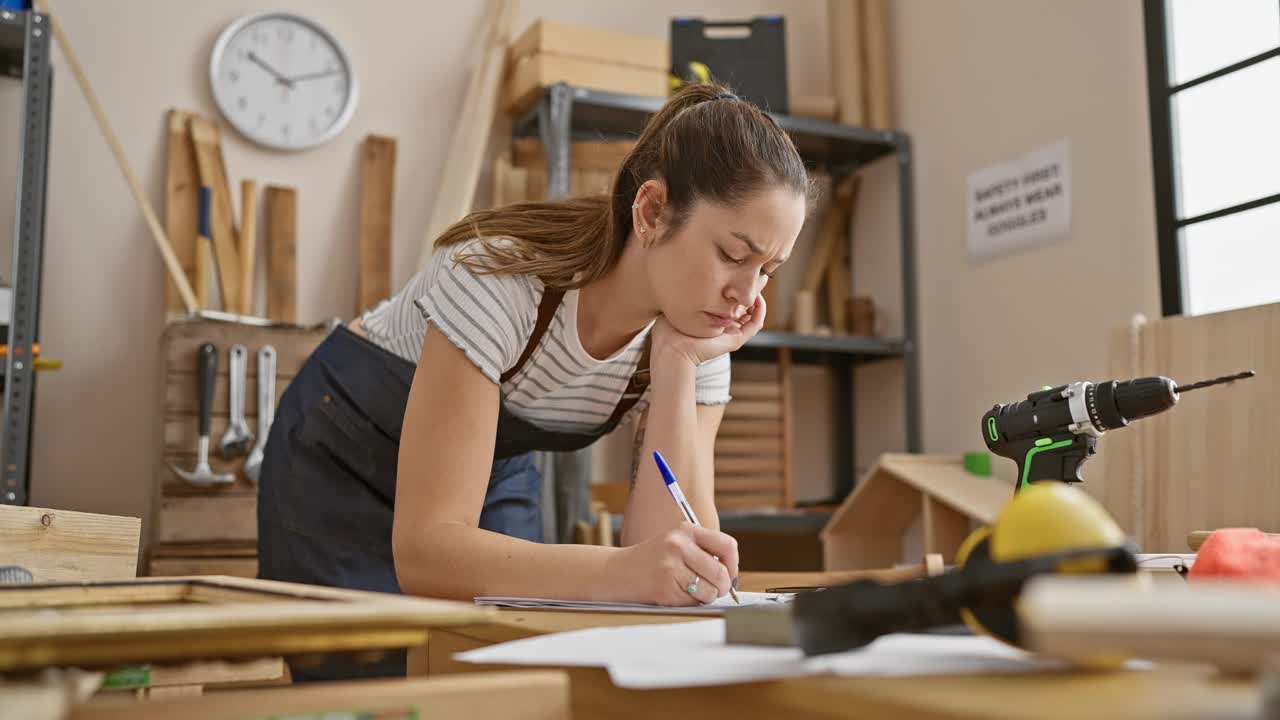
<box><xmin>472</xmin><ymin>591</ymin><xmax>792</xmax><ymax>615</ymax></box>
<box><xmin>454</xmin><ymin>618</ymin><xmax>1091</xmax><ymax>689</ymax></box>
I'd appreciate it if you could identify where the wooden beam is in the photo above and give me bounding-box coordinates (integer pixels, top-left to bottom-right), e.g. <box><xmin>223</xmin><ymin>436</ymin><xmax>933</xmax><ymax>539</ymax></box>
<box><xmin>164</xmin><ymin>110</ymin><xmax>200</xmax><ymax>314</ymax></box>
<box><xmin>418</xmin><ymin>0</ymin><xmax>517</xmax><ymax>270</ymax></box>
<box><xmin>358</xmin><ymin>135</ymin><xmax>397</xmax><ymax>314</ymax></box>
<box><xmin>265</xmin><ymin>186</ymin><xmax>298</xmax><ymax>323</ymax></box>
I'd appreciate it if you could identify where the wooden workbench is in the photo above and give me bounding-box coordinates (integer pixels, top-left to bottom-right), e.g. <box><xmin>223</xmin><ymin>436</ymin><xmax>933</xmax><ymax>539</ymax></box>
<box><xmin>416</xmin><ymin>572</ymin><xmax>1262</xmax><ymax>720</ymax></box>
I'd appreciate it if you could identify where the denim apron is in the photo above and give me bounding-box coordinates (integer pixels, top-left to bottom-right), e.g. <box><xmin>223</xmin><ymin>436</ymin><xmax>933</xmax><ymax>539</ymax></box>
<box><xmin>256</xmin><ymin>288</ymin><xmax>650</xmax><ymax>681</ymax></box>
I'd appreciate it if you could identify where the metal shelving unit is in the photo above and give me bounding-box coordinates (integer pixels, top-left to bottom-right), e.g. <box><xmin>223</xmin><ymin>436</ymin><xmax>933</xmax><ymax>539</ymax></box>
<box><xmin>0</xmin><ymin>9</ymin><xmax>51</xmax><ymax>506</ymax></box>
<box><xmin>514</xmin><ymin>83</ymin><xmax>922</xmax><ymax>502</ymax></box>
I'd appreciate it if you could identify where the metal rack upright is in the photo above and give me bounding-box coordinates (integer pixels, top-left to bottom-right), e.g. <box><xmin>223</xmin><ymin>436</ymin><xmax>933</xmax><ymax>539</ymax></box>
<box><xmin>0</xmin><ymin>9</ymin><xmax>52</xmax><ymax>506</ymax></box>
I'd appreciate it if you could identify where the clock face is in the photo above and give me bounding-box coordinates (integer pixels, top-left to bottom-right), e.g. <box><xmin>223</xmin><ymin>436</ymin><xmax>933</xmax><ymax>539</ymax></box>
<box><xmin>209</xmin><ymin>13</ymin><xmax>358</xmax><ymax>151</ymax></box>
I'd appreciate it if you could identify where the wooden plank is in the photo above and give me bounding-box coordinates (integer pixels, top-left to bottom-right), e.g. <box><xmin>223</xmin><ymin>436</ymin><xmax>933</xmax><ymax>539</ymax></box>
<box><xmin>503</xmin><ymin>53</ymin><xmax>667</xmax><ymax>115</ymax></box>
<box><xmin>714</xmin><ymin>492</ymin><xmax>784</xmax><ymax>511</ymax></box>
<box><xmin>508</xmin><ymin>18</ymin><xmax>668</xmax><ymax>71</ymax></box>
<box><xmin>0</xmin><ymin>505</ymin><xmax>140</xmax><ymax>582</ymax></box>
<box><xmin>0</xmin><ymin>582</ymin><xmax>190</xmax><ymax>610</ymax></box>
<box><xmin>188</xmin><ymin>116</ymin><xmax>241</xmax><ymax>310</ymax></box>
<box><xmin>1021</xmin><ymin>575</ymin><xmax>1280</xmax><ymax>676</ymax></box>
<box><xmin>156</xmin><ymin>494</ymin><xmax>256</xmax><ymax>544</ymax></box>
<box><xmin>723</xmin><ymin>399</ymin><xmax>782</xmax><ymax>419</ymax></box>
<box><xmin>164</xmin><ymin>110</ymin><xmax>200</xmax><ymax>313</ymax></box>
<box><xmin>828</xmin><ymin>0</ymin><xmax>865</xmax><ymax>126</ymax></box>
<box><xmin>492</xmin><ymin>152</ymin><xmax>515</xmax><ymax>207</ymax></box>
<box><xmin>716</xmin><ymin>457</ymin><xmax>785</xmax><ymax>475</ymax></box>
<box><xmin>800</xmin><ymin>177</ymin><xmax>859</xmax><ymax>295</ymax></box>
<box><xmin>827</xmin><ymin>228</ymin><xmax>851</xmax><ymax>333</ymax></box>
<box><xmin>862</xmin><ymin>0</ymin><xmax>894</xmax><ymax>129</ymax></box>
<box><xmin>265</xmin><ymin>186</ymin><xmax>298</xmax><ymax>323</ymax></box>
<box><xmin>149</xmin><ymin>542</ymin><xmax>256</xmax><ymax>558</ymax></box>
<box><xmin>72</xmin><ymin>671</ymin><xmax>570</xmax><ymax>720</ymax></box>
<box><xmin>511</xmin><ymin>138</ymin><xmax>635</xmax><ymax>172</ymax></box>
<box><xmin>358</xmin><ymin>134</ymin><xmax>397</xmax><ymax>313</ymax></box>
<box><xmin>728</xmin><ymin>381</ymin><xmax>781</xmax><ymax>400</ymax></box>
<box><xmin>780</xmin><ymin>348</ymin><xmax>795</xmax><ymax>509</ymax></box>
<box><xmin>717</xmin><ymin>419</ymin><xmax>782</xmax><ymax>437</ymax></box>
<box><xmin>146</xmin><ymin>657</ymin><xmax>283</xmax><ymax>688</ymax></box>
<box><xmin>237</xmin><ymin>180</ymin><xmax>256</xmax><ymax>315</ymax></box>
<box><xmin>164</xmin><ymin>372</ymin><xmax>290</xmax><ymax>417</ymax></box>
<box><xmin>715</xmin><ymin>436</ymin><xmax>782</xmax><ymax>456</ymax></box>
<box><xmin>789</xmin><ymin>95</ymin><xmax>838</xmax><ymax>121</ymax></box>
<box><xmin>419</xmin><ymin>0</ymin><xmax>516</xmax><ymax>270</ymax></box>
<box><xmin>714</xmin><ymin>475</ymin><xmax>784</xmax><ymax>494</ymax></box>
<box><xmin>164</xmin><ymin>332</ymin><xmax>321</xmax><ymax>377</ymax></box>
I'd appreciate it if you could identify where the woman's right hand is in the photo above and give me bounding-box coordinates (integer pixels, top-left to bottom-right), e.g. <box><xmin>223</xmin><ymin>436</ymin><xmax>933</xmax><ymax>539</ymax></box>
<box><xmin>608</xmin><ymin>522</ymin><xmax>740</xmax><ymax>606</ymax></box>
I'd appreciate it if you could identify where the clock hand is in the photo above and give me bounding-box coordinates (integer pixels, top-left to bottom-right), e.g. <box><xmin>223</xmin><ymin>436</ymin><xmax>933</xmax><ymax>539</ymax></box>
<box><xmin>287</xmin><ymin>69</ymin><xmax>342</xmax><ymax>83</ymax></box>
<box><xmin>247</xmin><ymin>51</ymin><xmax>294</xmax><ymax>89</ymax></box>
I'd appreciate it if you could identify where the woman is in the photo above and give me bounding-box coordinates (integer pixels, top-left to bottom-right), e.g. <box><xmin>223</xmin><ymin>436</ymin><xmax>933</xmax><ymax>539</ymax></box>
<box><xmin>257</xmin><ymin>82</ymin><xmax>813</xmax><ymax>680</ymax></box>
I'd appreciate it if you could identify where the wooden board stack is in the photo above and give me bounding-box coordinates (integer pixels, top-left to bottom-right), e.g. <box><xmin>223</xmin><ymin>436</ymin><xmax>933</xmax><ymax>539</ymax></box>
<box><xmin>503</xmin><ymin>19</ymin><xmax>669</xmax><ymax>115</ymax></box>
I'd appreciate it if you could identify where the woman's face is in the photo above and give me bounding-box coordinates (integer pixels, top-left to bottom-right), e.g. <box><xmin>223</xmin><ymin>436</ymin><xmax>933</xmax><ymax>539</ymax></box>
<box><xmin>642</xmin><ymin>184</ymin><xmax>807</xmax><ymax>338</ymax></box>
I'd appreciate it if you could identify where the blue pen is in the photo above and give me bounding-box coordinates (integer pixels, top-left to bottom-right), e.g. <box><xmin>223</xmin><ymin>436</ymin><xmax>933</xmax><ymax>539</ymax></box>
<box><xmin>653</xmin><ymin>450</ymin><xmax>740</xmax><ymax>604</ymax></box>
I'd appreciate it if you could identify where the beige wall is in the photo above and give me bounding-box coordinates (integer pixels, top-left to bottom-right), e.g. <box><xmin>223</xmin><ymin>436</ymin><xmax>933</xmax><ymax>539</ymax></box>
<box><xmin>13</xmin><ymin>0</ymin><xmax>1160</xmax><ymax>533</ymax></box>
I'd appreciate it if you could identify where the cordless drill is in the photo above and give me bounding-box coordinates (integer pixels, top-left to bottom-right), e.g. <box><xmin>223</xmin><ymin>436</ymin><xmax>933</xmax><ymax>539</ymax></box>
<box><xmin>982</xmin><ymin>370</ymin><xmax>1255</xmax><ymax>492</ymax></box>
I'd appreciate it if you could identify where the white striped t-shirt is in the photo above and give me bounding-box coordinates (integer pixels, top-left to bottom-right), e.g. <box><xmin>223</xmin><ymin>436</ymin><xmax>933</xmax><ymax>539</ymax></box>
<box><xmin>359</xmin><ymin>238</ymin><xmax>732</xmax><ymax>433</ymax></box>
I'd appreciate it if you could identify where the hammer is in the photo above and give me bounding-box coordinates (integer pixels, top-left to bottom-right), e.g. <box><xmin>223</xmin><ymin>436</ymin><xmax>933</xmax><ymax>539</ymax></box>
<box><xmin>171</xmin><ymin>343</ymin><xmax>234</xmax><ymax>487</ymax></box>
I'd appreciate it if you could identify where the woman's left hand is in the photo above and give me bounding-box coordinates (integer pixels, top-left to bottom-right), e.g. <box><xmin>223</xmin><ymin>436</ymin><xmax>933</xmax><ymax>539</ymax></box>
<box><xmin>652</xmin><ymin>295</ymin><xmax>766</xmax><ymax>367</ymax></box>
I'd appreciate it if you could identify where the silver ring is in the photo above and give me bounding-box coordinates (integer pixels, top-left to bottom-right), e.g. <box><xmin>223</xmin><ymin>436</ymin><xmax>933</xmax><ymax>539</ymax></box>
<box><xmin>686</xmin><ymin>575</ymin><xmax>699</xmax><ymax>595</ymax></box>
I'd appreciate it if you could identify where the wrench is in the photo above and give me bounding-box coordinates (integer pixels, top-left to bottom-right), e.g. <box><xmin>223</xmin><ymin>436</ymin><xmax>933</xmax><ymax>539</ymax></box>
<box><xmin>243</xmin><ymin>346</ymin><xmax>276</xmax><ymax>483</ymax></box>
<box><xmin>219</xmin><ymin>344</ymin><xmax>254</xmax><ymax>457</ymax></box>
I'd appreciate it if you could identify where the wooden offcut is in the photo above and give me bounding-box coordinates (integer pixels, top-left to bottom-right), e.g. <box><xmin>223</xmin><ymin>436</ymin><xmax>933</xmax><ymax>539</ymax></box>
<box><xmin>358</xmin><ymin>135</ymin><xmax>397</xmax><ymax>313</ymax></box>
<box><xmin>164</xmin><ymin>110</ymin><xmax>200</xmax><ymax>314</ymax></box>
<box><xmin>0</xmin><ymin>505</ymin><xmax>140</xmax><ymax>582</ymax></box>
<box><xmin>265</xmin><ymin>186</ymin><xmax>298</xmax><ymax>323</ymax></box>
<box><xmin>238</xmin><ymin>179</ymin><xmax>257</xmax><ymax>315</ymax></box>
<box><xmin>188</xmin><ymin>116</ymin><xmax>242</xmax><ymax>311</ymax></box>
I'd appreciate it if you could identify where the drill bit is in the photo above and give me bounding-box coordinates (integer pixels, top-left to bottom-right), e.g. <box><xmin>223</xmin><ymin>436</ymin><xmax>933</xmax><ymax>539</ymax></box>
<box><xmin>1175</xmin><ymin>370</ymin><xmax>1256</xmax><ymax>394</ymax></box>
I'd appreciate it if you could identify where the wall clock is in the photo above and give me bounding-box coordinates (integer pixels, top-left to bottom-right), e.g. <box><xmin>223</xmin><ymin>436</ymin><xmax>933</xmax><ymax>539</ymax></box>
<box><xmin>209</xmin><ymin>12</ymin><xmax>359</xmax><ymax>151</ymax></box>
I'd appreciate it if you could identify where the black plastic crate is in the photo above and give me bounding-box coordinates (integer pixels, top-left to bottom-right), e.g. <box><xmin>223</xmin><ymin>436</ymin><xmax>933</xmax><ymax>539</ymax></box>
<box><xmin>670</xmin><ymin>16</ymin><xmax>788</xmax><ymax>114</ymax></box>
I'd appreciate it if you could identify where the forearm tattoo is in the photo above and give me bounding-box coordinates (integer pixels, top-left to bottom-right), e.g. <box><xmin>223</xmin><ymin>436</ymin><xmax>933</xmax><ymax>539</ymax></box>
<box><xmin>629</xmin><ymin>408</ymin><xmax>649</xmax><ymax>489</ymax></box>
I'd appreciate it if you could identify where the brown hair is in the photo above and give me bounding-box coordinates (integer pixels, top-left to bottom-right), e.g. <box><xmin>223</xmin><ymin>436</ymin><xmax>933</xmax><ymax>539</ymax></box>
<box><xmin>435</xmin><ymin>82</ymin><xmax>814</xmax><ymax>289</ymax></box>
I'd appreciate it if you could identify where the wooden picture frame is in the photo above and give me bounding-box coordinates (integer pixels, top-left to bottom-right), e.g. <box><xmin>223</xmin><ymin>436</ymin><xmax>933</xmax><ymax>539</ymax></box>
<box><xmin>0</xmin><ymin>575</ymin><xmax>492</xmax><ymax>671</ymax></box>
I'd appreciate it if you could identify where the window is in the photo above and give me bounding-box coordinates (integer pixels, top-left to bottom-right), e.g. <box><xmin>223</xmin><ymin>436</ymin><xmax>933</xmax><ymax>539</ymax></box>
<box><xmin>1144</xmin><ymin>0</ymin><xmax>1280</xmax><ymax>316</ymax></box>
